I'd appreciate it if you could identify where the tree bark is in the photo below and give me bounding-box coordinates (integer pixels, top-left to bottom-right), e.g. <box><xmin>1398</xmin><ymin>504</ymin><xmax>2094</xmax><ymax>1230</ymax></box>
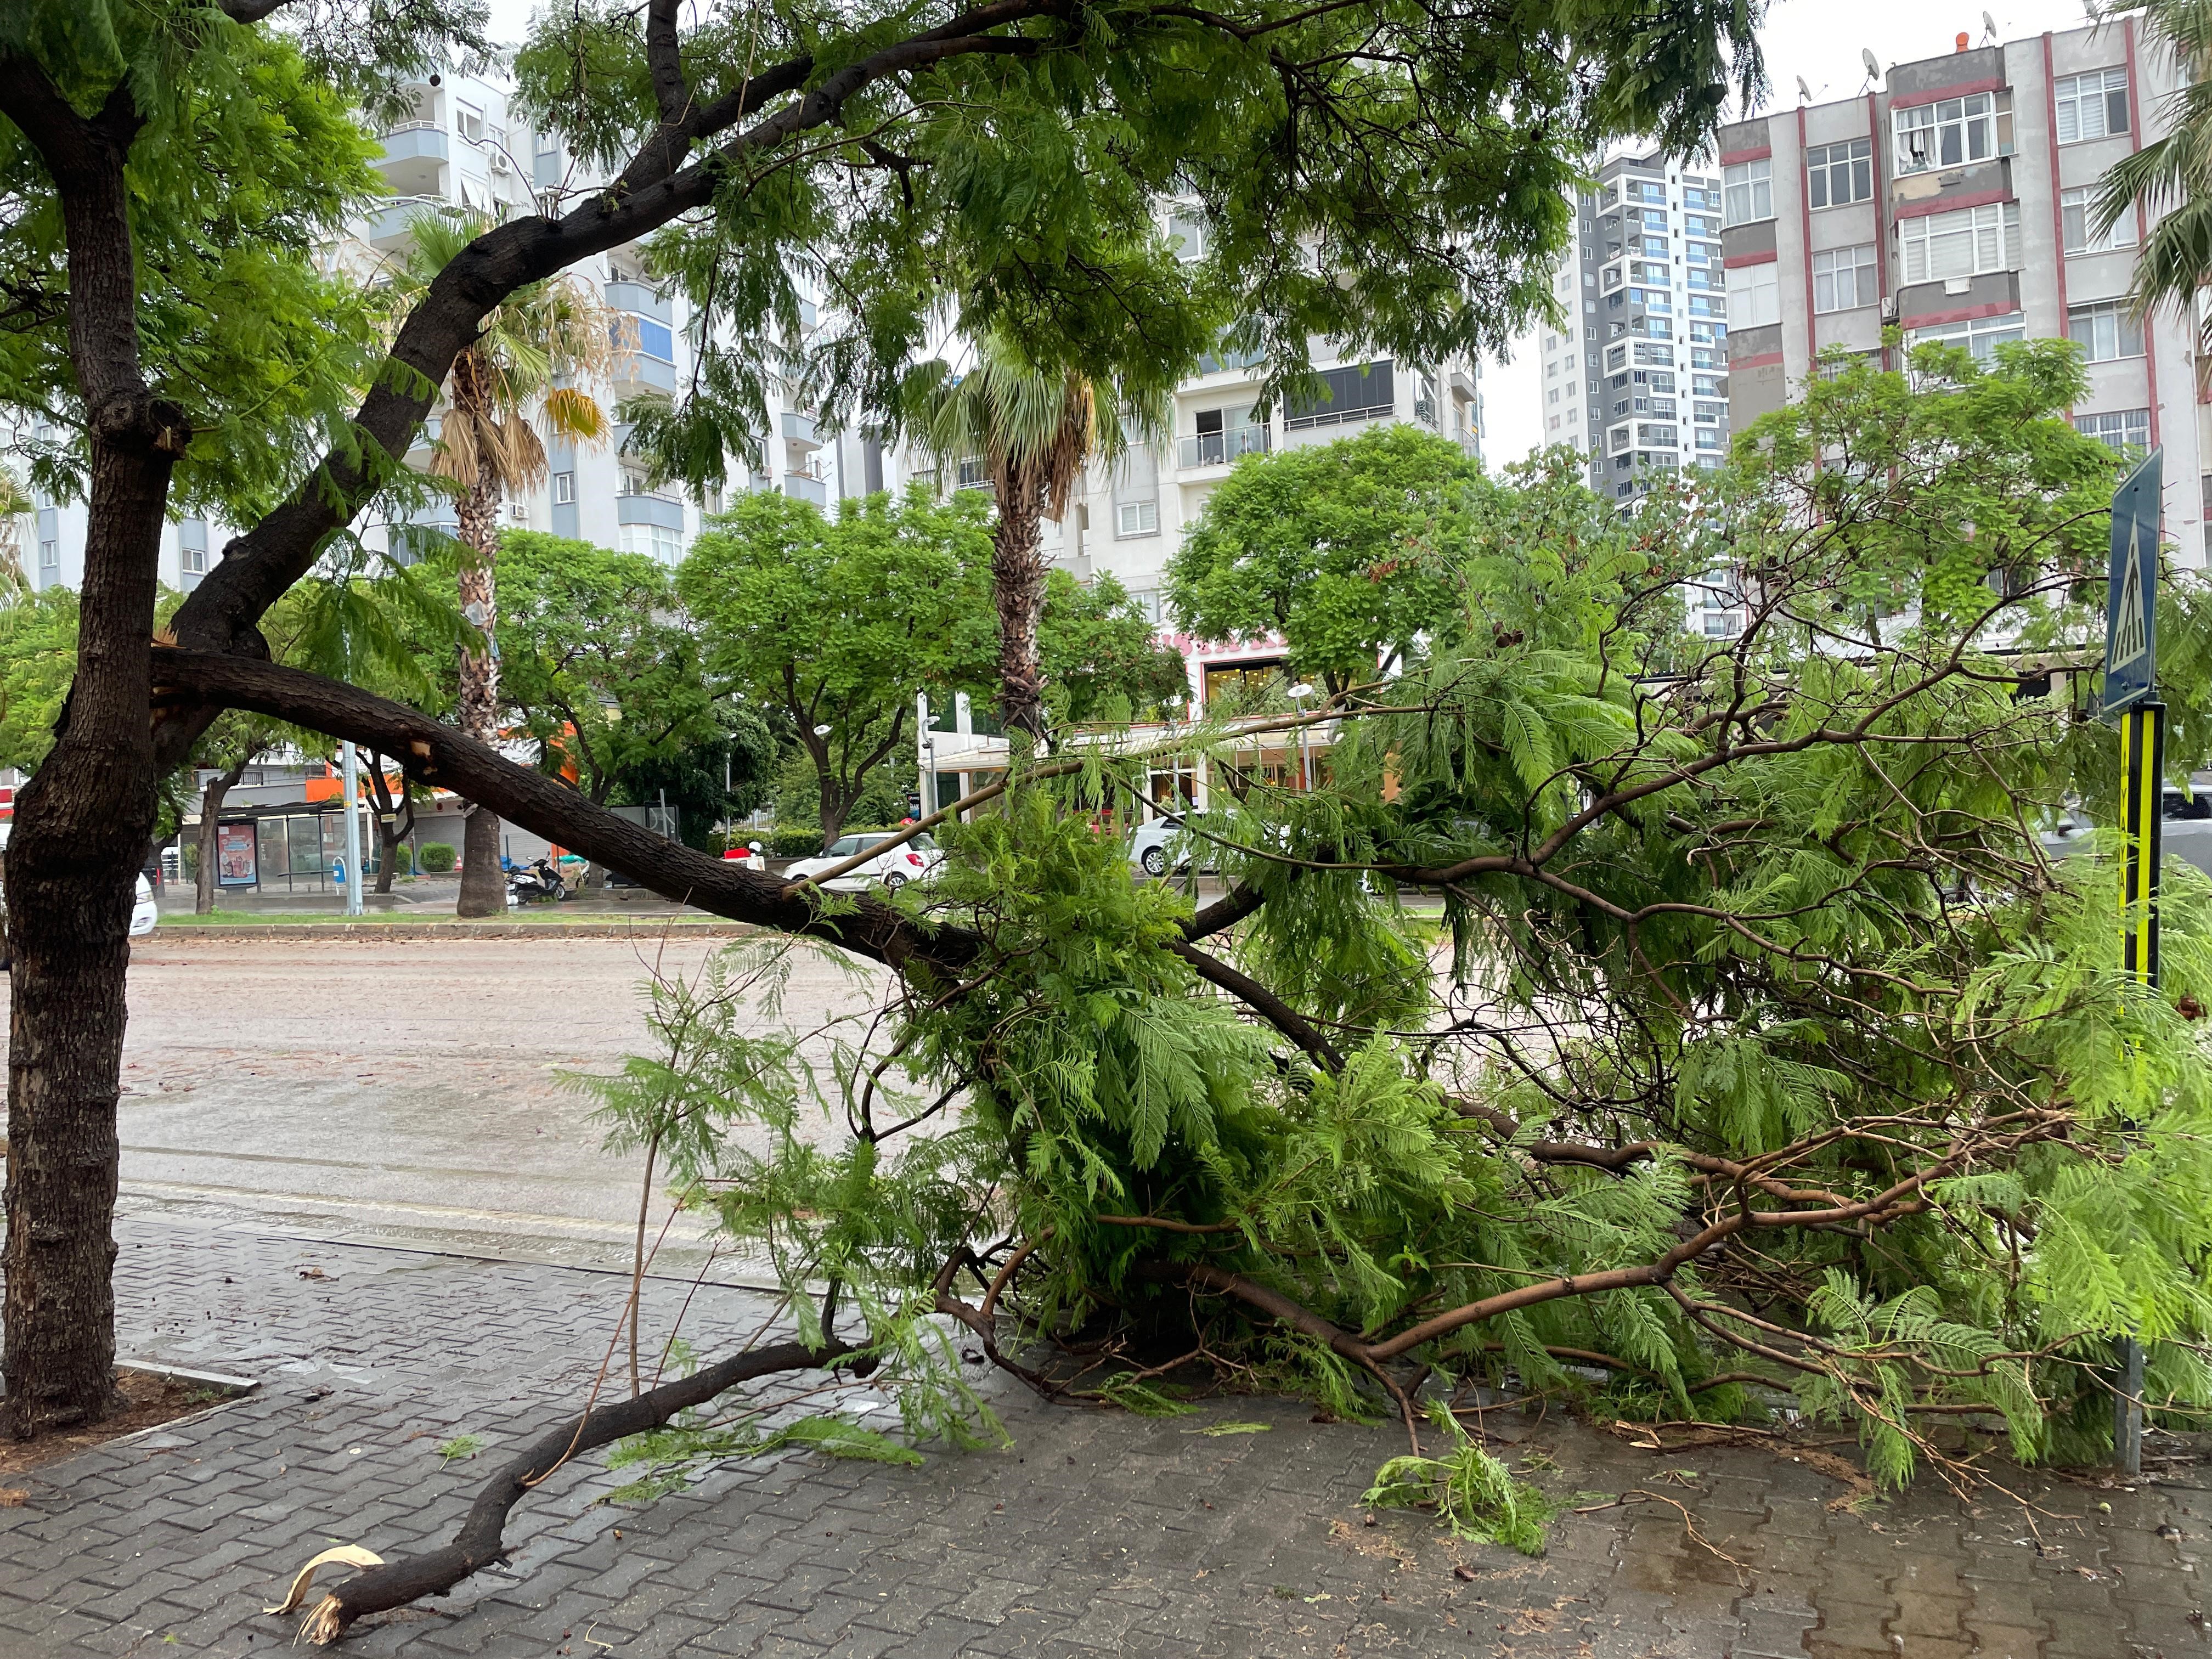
<box><xmin>452</xmin><ymin>386</ymin><xmax>506</xmax><ymax>919</ymax></box>
<box><xmin>992</xmin><ymin>482</ymin><xmax>1049</xmax><ymax>742</ymax></box>
<box><xmin>193</xmin><ymin>759</ymin><xmax>249</xmax><ymax>915</ymax></box>
<box><xmin>0</xmin><ymin>69</ymin><xmax>178</xmax><ymax>1438</ymax></box>
<box><xmin>364</xmin><ymin>754</ymin><xmax>413</xmax><ymax>895</ymax></box>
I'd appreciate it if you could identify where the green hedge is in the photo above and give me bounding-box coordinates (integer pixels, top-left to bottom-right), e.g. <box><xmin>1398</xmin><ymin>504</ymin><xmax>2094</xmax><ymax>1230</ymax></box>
<box><xmin>768</xmin><ymin>827</ymin><xmax>826</xmax><ymax>857</ymax></box>
<box><xmin>387</xmin><ymin>842</ymin><xmax>413</xmax><ymax>876</ymax></box>
<box><xmin>416</xmin><ymin>841</ymin><xmax>456</xmax><ymax>873</ymax></box>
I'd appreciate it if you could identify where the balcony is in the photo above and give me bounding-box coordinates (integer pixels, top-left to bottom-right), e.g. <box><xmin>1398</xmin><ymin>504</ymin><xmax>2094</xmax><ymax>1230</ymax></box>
<box><xmin>616</xmin><ymin>493</ymin><xmax>685</xmax><ymax>530</ymax></box>
<box><xmin>610</xmin><ymin>350</ymin><xmax>677</xmax><ymax>392</ymax></box>
<box><xmin>1176</xmin><ymin>425</ymin><xmax>1270</xmax><ymax>470</ymax></box>
<box><xmin>782</xmin><ymin>410</ymin><xmax>821</xmax><ymax>451</ymax></box>
<box><xmin>604</xmin><ymin>280</ymin><xmax>672</xmax><ymax>324</ymax></box>
<box><xmin>377</xmin><ymin>123</ymin><xmax>449</xmax><ymax>164</ymax></box>
<box><xmin>361</xmin><ymin>196</ymin><xmax>445</xmax><ymax>249</ymax></box>
<box><xmin>782</xmin><ymin>472</ymin><xmax>827</xmax><ymax>507</ymax></box>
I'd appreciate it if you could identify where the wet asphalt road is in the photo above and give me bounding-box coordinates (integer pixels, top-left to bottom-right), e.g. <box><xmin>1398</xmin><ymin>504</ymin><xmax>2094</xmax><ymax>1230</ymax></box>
<box><xmin>0</xmin><ymin>933</ymin><xmax>888</xmax><ymax>1279</ymax></box>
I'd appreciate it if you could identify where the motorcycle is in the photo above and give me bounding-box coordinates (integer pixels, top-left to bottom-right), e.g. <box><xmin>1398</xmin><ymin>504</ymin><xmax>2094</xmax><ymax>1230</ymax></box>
<box><xmin>505</xmin><ymin>857</ymin><xmax>569</xmax><ymax>905</ymax></box>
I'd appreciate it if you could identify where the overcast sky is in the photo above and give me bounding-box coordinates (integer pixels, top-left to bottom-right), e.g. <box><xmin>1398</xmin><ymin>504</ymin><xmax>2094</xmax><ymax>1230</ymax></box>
<box><xmin>486</xmin><ymin>0</ymin><xmax>2107</xmax><ymax>467</ymax></box>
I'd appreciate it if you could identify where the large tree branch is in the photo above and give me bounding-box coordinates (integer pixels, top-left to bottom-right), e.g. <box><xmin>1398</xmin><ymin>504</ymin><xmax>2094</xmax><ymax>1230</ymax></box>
<box><xmin>150</xmin><ymin>648</ymin><xmax>975</xmax><ymax>975</ymax></box>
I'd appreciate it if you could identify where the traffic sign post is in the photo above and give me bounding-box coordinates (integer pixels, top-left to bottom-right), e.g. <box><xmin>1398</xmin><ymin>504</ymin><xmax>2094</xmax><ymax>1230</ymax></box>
<box><xmin>2102</xmin><ymin>447</ymin><xmax>2163</xmax><ymax>1476</ymax></box>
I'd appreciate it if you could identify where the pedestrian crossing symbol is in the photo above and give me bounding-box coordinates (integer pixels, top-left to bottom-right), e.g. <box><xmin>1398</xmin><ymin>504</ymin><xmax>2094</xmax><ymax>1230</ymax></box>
<box><xmin>2102</xmin><ymin>447</ymin><xmax>2162</xmax><ymax>720</ymax></box>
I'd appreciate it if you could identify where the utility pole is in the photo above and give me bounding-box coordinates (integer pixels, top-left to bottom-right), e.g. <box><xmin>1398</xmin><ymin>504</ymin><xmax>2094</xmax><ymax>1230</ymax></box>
<box><xmin>917</xmin><ymin>691</ymin><xmax>938</xmax><ymax>818</ymax></box>
<box><xmin>2102</xmin><ymin>447</ymin><xmax>2163</xmax><ymax>1479</ymax></box>
<box><xmin>340</xmin><ymin>741</ymin><xmax>365</xmax><ymax>917</ymax></box>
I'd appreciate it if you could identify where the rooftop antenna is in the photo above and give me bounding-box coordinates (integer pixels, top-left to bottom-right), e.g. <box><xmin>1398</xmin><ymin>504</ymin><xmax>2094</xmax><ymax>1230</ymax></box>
<box><xmin>1982</xmin><ymin>9</ymin><xmax>1999</xmax><ymax>43</ymax></box>
<box><xmin>1859</xmin><ymin>47</ymin><xmax>1882</xmax><ymax>92</ymax></box>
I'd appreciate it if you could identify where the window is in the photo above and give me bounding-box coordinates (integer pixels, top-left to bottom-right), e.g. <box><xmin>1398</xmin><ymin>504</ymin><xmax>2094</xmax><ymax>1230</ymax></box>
<box><xmin>1167</xmin><ymin>208</ymin><xmax>1207</xmax><ymax>262</ymax></box>
<box><xmin>553</xmin><ymin>471</ymin><xmax>575</xmax><ymax>505</ymax></box>
<box><xmin>1638</xmin><ymin>423</ymin><xmax>1678</xmax><ymax>446</ymax></box>
<box><xmin>1893</xmin><ymin>92</ymin><xmax>2012</xmax><ymax>173</ymax></box>
<box><xmin>619</xmin><ymin>468</ymin><xmax>647</xmax><ymax>496</ymax></box>
<box><xmin>1723</xmin><ymin>158</ymin><xmax>1772</xmax><ymax>226</ymax></box>
<box><xmin>1685</xmin><ymin>213</ymin><xmax>1721</xmax><ymax>236</ymax></box>
<box><xmin>39</xmin><ymin>538</ymin><xmax>59</xmax><ymax>572</ymax></box>
<box><xmin>1638</xmin><ymin>289</ymin><xmax>1673</xmax><ymax>314</ymax></box>
<box><xmin>2054</xmin><ymin>68</ymin><xmax>2129</xmax><ymax>144</ymax></box>
<box><xmin>633</xmin><ymin>318</ymin><xmax>674</xmax><ymax>361</ymax></box>
<box><xmin>1899</xmin><ymin>202</ymin><xmax>2023</xmax><ymax>283</ymax></box>
<box><xmin>1696</xmin><ymin>428</ymin><xmax>1725</xmax><ymax>450</ymax></box>
<box><xmin>1694</xmin><ymin>400</ymin><xmax>1726</xmax><ymax>423</ymax></box>
<box><xmin>1632</xmin><ymin>260</ymin><xmax>1670</xmax><ymax>284</ymax></box>
<box><xmin>456</xmin><ymin>101</ymin><xmax>485</xmax><ymax>143</ymax></box>
<box><xmin>2061</xmin><ymin>186</ymin><xmax>2136</xmax><ymax>254</ymax></box>
<box><xmin>618</xmin><ymin>522</ymin><xmax>682</xmax><ymax>562</ymax></box>
<box><xmin>1284</xmin><ymin>360</ymin><xmax>1395</xmax><ymax>429</ymax></box>
<box><xmin>1806</xmin><ymin>138</ymin><xmax>1874</xmax><ymax>208</ymax></box>
<box><xmin>1689</xmin><ymin>294</ymin><xmax>1725</xmax><ymax>318</ymax></box>
<box><xmin>1909</xmin><ymin>310</ymin><xmax>2025</xmax><ymax>363</ymax></box>
<box><xmin>1715</xmin><ymin>262</ymin><xmax>1769</xmax><ymax>325</ymax></box>
<box><xmin>2068</xmin><ymin>301</ymin><xmax>2145</xmax><ymax>361</ymax></box>
<box><xmin>1634</xmin><ymin>343</ymin><xmax>1675</xmax><ymax>367</ymax></box>
<box><xmin>1117</xmin><ymin>500</ymin><xmax>1159</xmax><ymax>535</ymax></box>
<box><xmin>1813</xmin><ymin>244</ymin><xmax>1880</xmax><ymax>313</ymax></box>
<box><xmin>1692</xmin><ymin>374</ymin><xmax>1723</xmax><ymax>394</ymax></box>
<box><xmin>2078</xmin><ymin>408</ymin><xmax>2151</xmax><ymax>452</ymax></box>
<box><xmin>534</xmin><ymin>129</ymin><xmax>561</xmax><ymax>159</ymax></box>
<box><xmin>178</xmin><ymin>518</ymin><xmax>208</xmax><ymax>576</ymax></box>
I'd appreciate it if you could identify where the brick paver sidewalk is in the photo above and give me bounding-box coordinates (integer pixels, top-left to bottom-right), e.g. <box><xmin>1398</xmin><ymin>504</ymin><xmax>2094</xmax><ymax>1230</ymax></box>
<box><xmin>0</xmin><ymin>1217</ymin><xmax>2203</xmax><ymax>1658</ymax></box>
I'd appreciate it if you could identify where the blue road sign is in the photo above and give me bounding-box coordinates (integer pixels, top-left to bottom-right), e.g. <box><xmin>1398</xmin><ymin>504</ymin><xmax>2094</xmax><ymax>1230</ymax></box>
<box><xmin>2103</xmin><ymin>447</ymin><xmax>2163</xmax><ymax>721</ymax></box>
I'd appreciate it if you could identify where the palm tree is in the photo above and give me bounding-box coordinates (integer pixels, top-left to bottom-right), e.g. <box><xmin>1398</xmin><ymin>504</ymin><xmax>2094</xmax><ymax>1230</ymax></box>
<box><xmin>2095</xmin><ymin>0</ymin><xmax>2212</xmax><ymax>366</ymax></box>
<box><xmin>906</xmin><ymin>335</ymin><xmax>1158</xmax><ymax>743</ymax></box>
<box><xmin>393</xmin><ymin>212</ymin><xmax>616</xmax><ymax>913</ymax></box>
<box><xmin>0</xmin><ymin>466</ymin><xmax>31</xmax><ymax>594</ymax></box>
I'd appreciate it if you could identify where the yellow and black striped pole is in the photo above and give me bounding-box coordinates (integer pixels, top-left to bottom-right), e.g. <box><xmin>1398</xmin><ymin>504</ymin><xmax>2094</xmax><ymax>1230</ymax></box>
<box><xmin>2118</xmin><ymin>701</ymin><xmax>2165</xmax><ymax>989</ymax></box>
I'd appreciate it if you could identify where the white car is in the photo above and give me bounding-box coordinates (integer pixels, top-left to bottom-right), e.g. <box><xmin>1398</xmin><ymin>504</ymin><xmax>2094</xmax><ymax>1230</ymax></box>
<box><xmin>1129</xmin><ymin>813</ymin><xmax>1221</xmax><ymax>878</ymax></box>
<box><xmin>783</xmin><ymin>831</ymin><xmax>943</xmax><ymax>893</ymax></box>
<box><xmin>131</xmin><ymin>873</ymin><xmax>159</xmax><ymax>937</ymax></box>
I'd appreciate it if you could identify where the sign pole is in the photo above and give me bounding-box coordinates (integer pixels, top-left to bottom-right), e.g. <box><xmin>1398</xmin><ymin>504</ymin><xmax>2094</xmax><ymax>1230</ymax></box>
<box><xmin>2101</xmin><ymin>446</ymin><xmax>2163</xmax><ymax>1477</ymax></box>
<box><xmin>340</xmin><ymin>742</ymin><xmax>365</xmax><ymax>917</ymax></box>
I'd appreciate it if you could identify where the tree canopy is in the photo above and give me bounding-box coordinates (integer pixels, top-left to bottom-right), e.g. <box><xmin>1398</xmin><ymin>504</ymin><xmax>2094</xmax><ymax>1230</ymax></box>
<box><xmin>1166</xmin><ymin>424</ymin><xmax>1490</xmax><ymax>691</ymax></box>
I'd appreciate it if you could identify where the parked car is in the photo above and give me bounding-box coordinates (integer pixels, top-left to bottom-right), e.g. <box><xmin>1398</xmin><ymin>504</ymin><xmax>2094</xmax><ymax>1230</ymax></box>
<box><xmin>2041</xmin><ymin>784</ymin><xmax>2212</xmax><ymax>878</ymax></box>
<box><xmin>782</xmin><ymin>831</ymin><xmax>943</xmax><ymax>893</ymax></box>
<box><xmin>1128</xmin><ymin>812</ymin><xmax>1227</xmax><ymax>878</ymax></box>
<box><xmin>131</xmin><ymin>873</ymin><xmax>158</xmax><ymax>937</ymax></box>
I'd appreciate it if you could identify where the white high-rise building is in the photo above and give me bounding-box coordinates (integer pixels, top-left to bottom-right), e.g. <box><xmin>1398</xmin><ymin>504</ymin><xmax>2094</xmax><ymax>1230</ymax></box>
<box><xmin>1536</xmin><ymin>152</ymin><xmax>1733</xmax><ymax>510</ymax></box>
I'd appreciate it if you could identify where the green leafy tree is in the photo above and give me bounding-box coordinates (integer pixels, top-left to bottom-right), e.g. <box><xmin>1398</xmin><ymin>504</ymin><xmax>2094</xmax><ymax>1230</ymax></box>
<box><xmin>680</xmin><ymin>488</ymin><xmax>991</xmax><ymax>848</ymax></box>
<box><xmin>1039</xmin><ymin>571</ymin><xmax>1191</xmax><ymax>726</ymax></box>
<box><xmin>2095</xmin><ymin>0</ymin><xmax>2212</xmax><ymax>349</ymax></box>
<box><xmin>1166</xmin><ymin>424</ymin><xmax>1490</xmax><ymax>692</ymax></box>
<box><xmin>0</xmin><ymin>585</ymin><xmax>81</xmax><ymax>776</ymax></box>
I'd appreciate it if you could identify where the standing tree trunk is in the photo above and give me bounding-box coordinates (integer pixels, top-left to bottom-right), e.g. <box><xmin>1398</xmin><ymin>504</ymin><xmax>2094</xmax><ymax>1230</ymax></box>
<box><xmin>451</xmin><ymin>364</ymin><xmax>506</xmax><ymax>918</ymax></box>
<box><xmin>2</xmin><ymin>81</ymin><xmax>177</xmax><ymax>1437</ymax></box>
<box><xmin>991</xmin><ymin>479</ymin><xmax>1049</xmax><ymax>743</ymax></box>
<box><xmin>193</xmin><ymin>759</ymin><xmax>249</xmax><ymax>915</ymax></box>
<box><xmin>365</xmin><ymin>755</ymin><xmax>413</xmax><ymax>895</ymax></box>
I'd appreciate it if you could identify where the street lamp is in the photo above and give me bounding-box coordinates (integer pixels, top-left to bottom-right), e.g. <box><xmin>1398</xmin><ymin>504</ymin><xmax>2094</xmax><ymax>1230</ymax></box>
<box><xmin>1286</xmin><ymin>682</ymin><xmax>1315</xmax><ymax>792</ymax></box>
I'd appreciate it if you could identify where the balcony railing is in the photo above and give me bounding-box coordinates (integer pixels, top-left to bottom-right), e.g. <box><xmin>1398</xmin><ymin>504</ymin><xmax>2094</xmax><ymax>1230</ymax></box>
<box><xmin>1176</xmin><ymin>425</ymin><xmax>1271</xmax><ymax>469</ymax></box>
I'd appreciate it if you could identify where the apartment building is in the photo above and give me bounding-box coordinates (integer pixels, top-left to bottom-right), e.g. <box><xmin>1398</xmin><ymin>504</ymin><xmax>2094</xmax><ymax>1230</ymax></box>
<box><xmin>1714</xmin><ymin>15</ymin><xmax>2205</xmax><ymax>562</ymax></box>
<box><xmin>19</xmin><ymin>58</ymin><xmax>887</xmax><ymax>594</ymax></box>
<box><xmin>1538</xmin><ymin>154</ymin><xmax>1734</xmax><ymax>506</ymax></box>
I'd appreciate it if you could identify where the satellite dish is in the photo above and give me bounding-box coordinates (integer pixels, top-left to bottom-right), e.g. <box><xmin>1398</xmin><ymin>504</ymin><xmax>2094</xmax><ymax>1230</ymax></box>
<box><xmin>1797</xmin><ymin>75</ymin><xmax>1814</xmax><ymax>104</ymax></box>
<box><xmin>1859</xmin><ymin>47</ymin><xmax>1883</xmax><ymax>91</ymax></box>
<box><xmin>1982</xmin><ymin>9</ymin><xmax>1999</xmax><ymax>41</ymax></box>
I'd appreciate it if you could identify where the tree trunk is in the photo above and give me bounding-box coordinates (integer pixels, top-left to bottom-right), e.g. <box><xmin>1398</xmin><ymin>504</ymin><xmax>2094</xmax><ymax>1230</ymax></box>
<box><xmin>992</xmin><ymin>483</ymin><xmax>1049</xmax><ymax>742</ymax></box>
<box><xmin>365</xmin><ymin>755</ymin><xmax>411</xmax><ymax>895</ymax></box>
<box><xmin>452</xmin><ymin>411</ymin><xmax>505</xmax><ymax>918</ymax></box>
<box><xmin>193</xmin><ymin>760</ymin><xmax>247</xmax><ymax>915</ymax></box>
<box><xmin>2</xmin><ymin>83</ymin><xmax>179</xmax><ymax>1439</ymax></box>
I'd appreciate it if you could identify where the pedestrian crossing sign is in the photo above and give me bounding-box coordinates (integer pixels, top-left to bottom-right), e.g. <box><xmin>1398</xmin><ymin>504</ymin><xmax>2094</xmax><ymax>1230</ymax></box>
<box><xmin>2102</xmin><ymin>447</ymin><xmax>2163</xmax><ymax>720</ymax></box>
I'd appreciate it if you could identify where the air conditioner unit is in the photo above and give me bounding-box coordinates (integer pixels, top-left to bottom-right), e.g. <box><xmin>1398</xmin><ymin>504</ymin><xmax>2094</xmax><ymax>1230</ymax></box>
<box><xmin>507</xmin><ymin>503</ymin><xmax>529</xmax><ymax>522</ymax></box>
<box><xmin>487</xmin><ymin>150</ymin><xmax>512</xmax><ymax>176</ymax></box>
<box><xmin>1881</xmin><ymin>296</ymin><xmax>1899</xmax><ymax>323</ymax></box>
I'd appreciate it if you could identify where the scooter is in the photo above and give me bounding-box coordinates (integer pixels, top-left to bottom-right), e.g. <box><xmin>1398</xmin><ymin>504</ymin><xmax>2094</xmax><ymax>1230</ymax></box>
<box><xmin>505</xmin><ymin>857</ymin><xmax>568</xmax><ymax>905</ymax></box>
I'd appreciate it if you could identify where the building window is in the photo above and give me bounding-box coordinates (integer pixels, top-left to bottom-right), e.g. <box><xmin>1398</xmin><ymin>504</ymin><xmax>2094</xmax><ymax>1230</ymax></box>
<box><xmin>1899</xmin><ymin>201</ymin><xmax>2023</xmax><ymax>284</ymax></box>
<box><xmin>2061</xmin><ymin>186</ymin><xmax>2136</xmax><ymax>254</ymax></box>
<box><xmin>2068</xmin><ymin>301</ymin><xmax>2146</xmax><ymax>362</ymax></box>
<box><xmin>178</xmin><ymin>517</ymin><xmax>208</xmax><ymax>576</ymax></box>
<box><xmin>1909</xmin><ymin>310</ymin><xmax>2026</xmax><ymax>363</ymax></box>
<box><xmin>552</xmin><ymin>471</ymin><xmax>575</xmax><ymax>504</ymax></box>
<box><xmin>1117</xmin><ymin>499</ymin><xmax>1158</xmax><ymax>537</ymax></box>
<box><xmin>38</xmin><ymin>538</ymin><xmax>58</xmax><ymax>572</ymax></box>
<box><xmin>1805</xmin><ymin>138</ymin><xmax>1874</xmax><ymax>208</ymax></box>
<box><xmin>1893</xmin><ymin>92</ymin><xmax>2013</xmax><ymax>174</ymax></box>
<box><xmin>1696</xmin><ymin>428</ymin><xmax>1724</xmax><ymax>450</ymax></box>
<box><xmin>619</xmin><ymin>522</ymin><xmax>682</xmax><ymax>562</ymax></box>
<box><xmin>1812</xmin><ymin>244</ymin><xmax>1880</xmax><ymax>313</ymax></box>
<box><xmin>456</xmin><ymin>101</ymin><xmax>485</xmax><ymax>143</ymax></box>
<box><xmin>2078</xmin><ymin>408</ymin><xmax>2151</xmax><ymax>452</ymax></box>
<box><xmin>1722</xmin><ymin>157</ymin><xmax>1771</xmax><ymax>226</ymax></box>
<box><xmin>1167</xmin><ymin>208</ymin><xmax>1206</xmax><ymax>262</ymax></box>
<box><xmin>1723</xmin><ymin>262</ymin><xmax>1779</xmax><ymax>328</ymax></box>
<box><xmin>631</xmin><ymin>317</ymin><xmax>674</xmax><ymax>361</ymax></box>
<box><xmin>2054</xmin><ymin>68</ymin><xmax>2129</xmax><ymax>144</ymax></box>
<box><xmin>1283</xmin><ymin>360</ymin><xmax>1395</xmax><ymax>429</ymax></box>
<box><xmin>619</xmin><ymin>468</ymin><xmax>647</xmax><ymax>496</ymax></box>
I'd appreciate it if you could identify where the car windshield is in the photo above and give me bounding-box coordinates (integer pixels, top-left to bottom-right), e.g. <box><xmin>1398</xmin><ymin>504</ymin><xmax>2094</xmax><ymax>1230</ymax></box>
<box><xmin>827</xmin><ymin>836</ymin><xmax>862</xmax><ymax>855</ymax></box>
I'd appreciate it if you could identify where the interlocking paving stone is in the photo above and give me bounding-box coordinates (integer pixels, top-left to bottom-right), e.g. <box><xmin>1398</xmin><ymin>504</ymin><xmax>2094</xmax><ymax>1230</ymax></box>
<box><xmin>1</xmin><ymin>1215</ymin><xmax>2207</xmax><ymax>1657</ymax></box>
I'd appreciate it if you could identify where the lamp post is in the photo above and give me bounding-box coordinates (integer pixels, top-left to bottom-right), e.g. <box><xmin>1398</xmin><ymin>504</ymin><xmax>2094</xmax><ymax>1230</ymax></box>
<box><xmin>1286</xmin><ymin>682</ymin><xmax>1315</xmax><ymax>792</ymax></box>
<box><xmin>339</xmin><ymin>741</ymin><xmax>364</xmax><ymax>916</ymax></box>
